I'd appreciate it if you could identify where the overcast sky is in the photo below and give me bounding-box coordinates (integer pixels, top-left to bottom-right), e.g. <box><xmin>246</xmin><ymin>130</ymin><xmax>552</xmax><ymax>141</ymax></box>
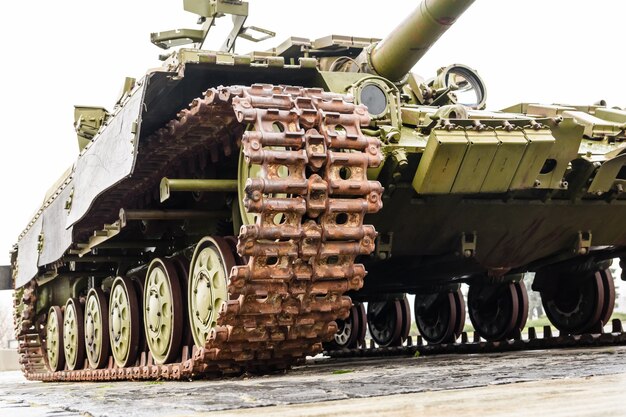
<box><xmin>0</xmin><ymin>0</ymin><xmax>625</xmax><ymax>258</ymax></box>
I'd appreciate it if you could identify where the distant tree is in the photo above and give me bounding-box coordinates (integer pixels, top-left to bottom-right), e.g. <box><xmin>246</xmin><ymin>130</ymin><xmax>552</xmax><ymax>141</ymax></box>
<box><xmin>0</xmin><ymin>307</ymin><xmax>12</xmax><ymax>349</ymax></box>
<box><xmin>609</xmin><ymin>264</ymin><xmax>621</xmax><ymax>311</ymax></box>
<box><xmin>523</xmin><ymin>273</ymin><xmax>544</xmax><ymax>319</ymax></box>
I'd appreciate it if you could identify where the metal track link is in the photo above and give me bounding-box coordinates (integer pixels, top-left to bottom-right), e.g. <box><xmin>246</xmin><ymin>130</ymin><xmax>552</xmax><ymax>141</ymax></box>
<box><xmin>16</xmin><ymin>84</ymin><xmax>383</xmax><ymax>381</ymax></box>
<box><xmin>325</xmin><ymin>319</ymin><xmax>626</xmax><ymax>359</ymax></box>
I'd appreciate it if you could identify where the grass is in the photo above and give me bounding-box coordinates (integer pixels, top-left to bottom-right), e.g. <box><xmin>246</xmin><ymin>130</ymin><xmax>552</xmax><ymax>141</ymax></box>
<box><xmin>611</xmin><ymin>312</ymin><xmax>626</xmax><ymax>321</ymax></box>
<box><xmin>332</xmin><ymin>369</ymin><xmax>353</xmax><ymax>375</ymax></box>
<box><xmin>462</xmin><ymin>312</ymin><xmax>626</xmax><ymax>335</ymax></box>
<box><xmin>410</xmin><ymin>312</ymin><xmax>626</xmax><ymax>338</ymax></box>
<box><xmin>145</xmin><ymin>380</ymin><xmax>164</xmax><ymax>385</ymax></box>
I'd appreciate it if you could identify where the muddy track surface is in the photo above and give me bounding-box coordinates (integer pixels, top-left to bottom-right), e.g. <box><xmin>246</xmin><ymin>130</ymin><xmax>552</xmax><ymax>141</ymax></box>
<box><xmin>2</xmin><ymin>346</ymin><xmax>626</xmax><ymax>416</ymax></box>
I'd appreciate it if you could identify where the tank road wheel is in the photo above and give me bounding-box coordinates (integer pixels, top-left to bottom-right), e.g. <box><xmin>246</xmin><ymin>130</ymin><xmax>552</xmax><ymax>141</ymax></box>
<box><xmin>468</xmin><ymin>282</ymin><xmax>519</xmax><ymax>341</ymax></box>
<box><xmin>367</xmin><ymin>299</ymin><xmax>404</xmax><ymax>347</ymax></box>
<box><xmin>45</xmin><ymin>306</ymin><xmax>65</xmax><ymax>372</ymax></box>
<box><xmin>599</xmin><ymin>269</ymin><xmax>616</xmax><ymax>327</ymax></box>
<box><xmin>144</xmin><ymin>258</ymin><xmax>184</xmax><ymax>364</ymax></box>
<box><xmin>541</xmin><ymin>271</ymin><xmax>605</xmax><ymax>334</ymax></box>
<box><xmin>171</xmin><ymin>255</ymin><xmax>194</xmax><ymax>348</ymax></box>
<box><xmin>63</xmin><ymin>298</ymin><xmax>86</xmax><ymax>371</ymax></box>
<box><xmin>508</xmin><ymin>281</ymin><xmax>529</xmax><ymax>338</ymax></box>
<box><xmin>399</xmin><ymin>296</ymin><xmax>412</xmax><ymax>342</ymax></box>
<box><xmin>109</xmin><ymin>277</ymin><xmax>140</xmax><ymax>367</ymax></box>
<box><xmin>415</xmin><ymin>292</ymin><xmax>457</xmax><ymax>344</ymax></box>
<box><xmin>355</xmin><ymin>302</ymin><xmax>367</xmax><ymax>347</ymax></box>
<box><xmin>452</xmin><ymin>289</ymin><xmax>466</xmax><ymax>338</ymax></box>
<box><xmin>324</xmin><ymin>304</ymin><xmax>363</xmax><ymax>350</ymax></box>
<box><xmin>188</xmin><ymin>237</ymin><xmax>235</xmax><ymax>348</ymax></box>
<box><xmin>84</xmin><ymin>288</ymin><xmax>110</xmax><ymax>369</ymax></box>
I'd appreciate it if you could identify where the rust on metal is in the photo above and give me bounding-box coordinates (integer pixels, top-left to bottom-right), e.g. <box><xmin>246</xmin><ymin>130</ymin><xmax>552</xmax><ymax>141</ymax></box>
<box><xmin>16</xmin><ymin>84</ymin><xmax>383</xmax><ymax>381</ymax></box>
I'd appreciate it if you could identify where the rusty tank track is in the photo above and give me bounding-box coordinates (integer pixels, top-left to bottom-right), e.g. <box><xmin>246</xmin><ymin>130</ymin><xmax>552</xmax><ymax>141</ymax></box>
<box><xmin>16</xmin><ymin>84</ymin><xmax>384</xmax><ymax>381</ymax></box>
<box><xmin>325</xmin><ymin>319</ymin><xmax>626</xmax><ymax>359</ymax></box>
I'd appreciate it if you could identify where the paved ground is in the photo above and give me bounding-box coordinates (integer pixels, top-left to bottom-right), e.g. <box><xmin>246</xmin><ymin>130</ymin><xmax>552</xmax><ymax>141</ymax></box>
<box><xmin>0</xmin><ymin>346</ymin><xmax>625</xmax><ymax>416</ymax></box>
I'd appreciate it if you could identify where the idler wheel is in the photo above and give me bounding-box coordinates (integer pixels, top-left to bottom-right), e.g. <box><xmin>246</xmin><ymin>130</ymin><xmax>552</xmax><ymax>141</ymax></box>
<box><xmin>188</xmin><ymin>237</ymin><xmax>235</xmax><ymax>348</ymax></box>
<box><xmin>84</xmin><ymin>288</ymin><xmax>110</xmax><ymax>369</ymax></box>
<box><xmin>144</xmin><ymin>258</ymin><xmax>184</xmax><ymax>364</ymax></box>
<box><xmin>367</xmin><ymin>299</ymin><xmax>404</xmax><ymax>347</ymax></box>
<box><xmin>415</xmin><ymin>290</ymin><xmax>460</xmax><ymax>345</ymax></box>
<box><xmin>45</xmin><ymin>306</ymin><xmax>65</xmax><ymax>372</ymax></box>
<box><xmin>109</xmin><ymin>276</ymin><xmax>140</xmax><ymax>367</ymax></box>
<box><xmin>63</xmin><ymin>298</ymin><xmax>86</xmax><ymax>370</ymax></box>
<box><xmin>541</xmin><ymin>271</ymin><xmax>605</xmax><ymax>334</ymax></box>
<box><xmin>468</xmin><ymin>282</ymin><xmax>519</xmax><ymax>341</ymax></box>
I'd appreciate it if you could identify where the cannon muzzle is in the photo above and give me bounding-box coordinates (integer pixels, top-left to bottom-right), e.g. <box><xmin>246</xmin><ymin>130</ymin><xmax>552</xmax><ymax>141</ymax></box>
<box><xmin>363</xmin><ymin>0</ymin><xmax>475</xmax><ymax>82</ymax></box>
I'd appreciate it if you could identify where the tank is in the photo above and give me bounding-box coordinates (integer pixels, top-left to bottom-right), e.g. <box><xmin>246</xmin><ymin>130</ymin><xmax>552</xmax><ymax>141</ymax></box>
<box><xmin>8</xmin><ymin>0</ymin><xmax>626</xmax><ymax>380</ymax></box>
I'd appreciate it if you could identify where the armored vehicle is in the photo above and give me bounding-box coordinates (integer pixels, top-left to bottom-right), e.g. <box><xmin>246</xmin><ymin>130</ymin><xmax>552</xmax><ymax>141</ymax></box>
<box><xmin>7</xmin><ymin>0</ymin><xmax>625</xmax><ymax>381</ymax></box>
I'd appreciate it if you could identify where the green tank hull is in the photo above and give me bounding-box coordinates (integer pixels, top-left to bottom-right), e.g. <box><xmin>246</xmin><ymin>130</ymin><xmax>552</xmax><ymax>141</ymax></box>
<box><xmin>8</xmin><ymin>0</ymin><xmax>626</xmax><ymax>380</ymax></box>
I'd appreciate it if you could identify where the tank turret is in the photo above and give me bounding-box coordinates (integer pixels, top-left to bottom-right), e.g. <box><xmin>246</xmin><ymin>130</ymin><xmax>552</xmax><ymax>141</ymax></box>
<box><xmin>358</xmin><ymin>0</ymin><xmax>475</xmax><ymax>82</ymax></box>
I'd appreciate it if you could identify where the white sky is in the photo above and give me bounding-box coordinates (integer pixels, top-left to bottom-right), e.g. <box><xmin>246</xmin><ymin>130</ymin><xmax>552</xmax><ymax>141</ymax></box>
<box><xmin>0</xmin><ymin>0</ymin><xmax>625</xmax><ymax>259</ymax></box>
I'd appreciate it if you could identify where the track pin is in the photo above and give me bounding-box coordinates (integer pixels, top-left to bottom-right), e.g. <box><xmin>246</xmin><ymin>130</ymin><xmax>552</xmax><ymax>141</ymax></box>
<box><xmin>528</xmin><ymin>327</ymin><xmax>536</xmax><ymax>340</ymax></box>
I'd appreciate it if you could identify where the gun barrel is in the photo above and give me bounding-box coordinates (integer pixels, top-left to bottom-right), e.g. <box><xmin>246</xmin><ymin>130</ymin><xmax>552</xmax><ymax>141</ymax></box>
<box><xmin>369</xmin><ymin>0</ymin><xmax>475</xmax><ymax>82</ymax></box>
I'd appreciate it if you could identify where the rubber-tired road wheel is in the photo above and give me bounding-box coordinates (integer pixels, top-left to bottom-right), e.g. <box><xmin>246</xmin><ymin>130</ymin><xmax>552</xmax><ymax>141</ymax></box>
<box><xmin>188</xmin><ymin>237</ymin><xmax>235</xmax><ymax>348</ymax></box>
<box><xmin>324</xmin><ymin>303</ymin><xmax>362</xmax><ymax>350</ymax></box>
<box><xmin>599</xmin><ymin>269</ymin><xmax>616</xmax><ymax>327</ymax></box>
<box><xmin>542</xmin><ymin>271</ymin><xmax>605</xmax><ymax>334</ymax></box>
<box><xmin>45</xmin><ymin>306</ymin><xmax>65</xmax><ymax>372</ymax></box>
<box><xmin>85</xmin><ymin>288</ymin><xmax>110</xmax><ymax>369</ymax></box>
<box><xmin>452</xmin><ymin>288</ymin><xmax>466</xmax><ymax>338</ymax></box>
<box><xmin>63</xmin><ymin>297</ymin><xmax>86</xmax><ymax>370</ymax></box>
<box><xmin>144</xmin><ymin>258</ymin><xmax>184</xmax><ymax>365</ymax></box>
<box><xmin>415</xmin><ymin>291</ymin><xmax>458</xmax><ymax>344</ymax></box>
<box><xmin>507</xmin><ymin>281</ymin><xmax>529</xmax><ymax>339</ymax></box>
<box><xmin>109</xmin><ymin>276</ymin><xmax>140</xmax><ymax>367</ymax></box>
<box><xmin>367</xmin><ymin>299</ymin><xmax>404</xmax><ymax>347</ymax></box>
<box><xmin>468</xmin><ymin>282</ymin><xmax>519</xmax><ymax>341</ymax></box>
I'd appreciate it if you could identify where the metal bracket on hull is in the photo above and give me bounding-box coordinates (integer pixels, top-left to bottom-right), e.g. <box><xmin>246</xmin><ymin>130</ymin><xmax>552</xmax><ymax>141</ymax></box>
<box><xmin>75</xmin><ymin>221</ymin><xmax>124</xmax><ymax>257</ymax></box>
<box><xmin>461</xmin><ymin>232</ymin><xmax>477</xmax><ymax>258</ymax></box>
<box><xmin>375</xmin><ymin>232</ymin><xmax>393</xmax><ymax>260</ymax></box>
<box><xmin>575</xmin><ymin>231</ymin><xmax>592</xmax><ymax>255</ymax></box>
